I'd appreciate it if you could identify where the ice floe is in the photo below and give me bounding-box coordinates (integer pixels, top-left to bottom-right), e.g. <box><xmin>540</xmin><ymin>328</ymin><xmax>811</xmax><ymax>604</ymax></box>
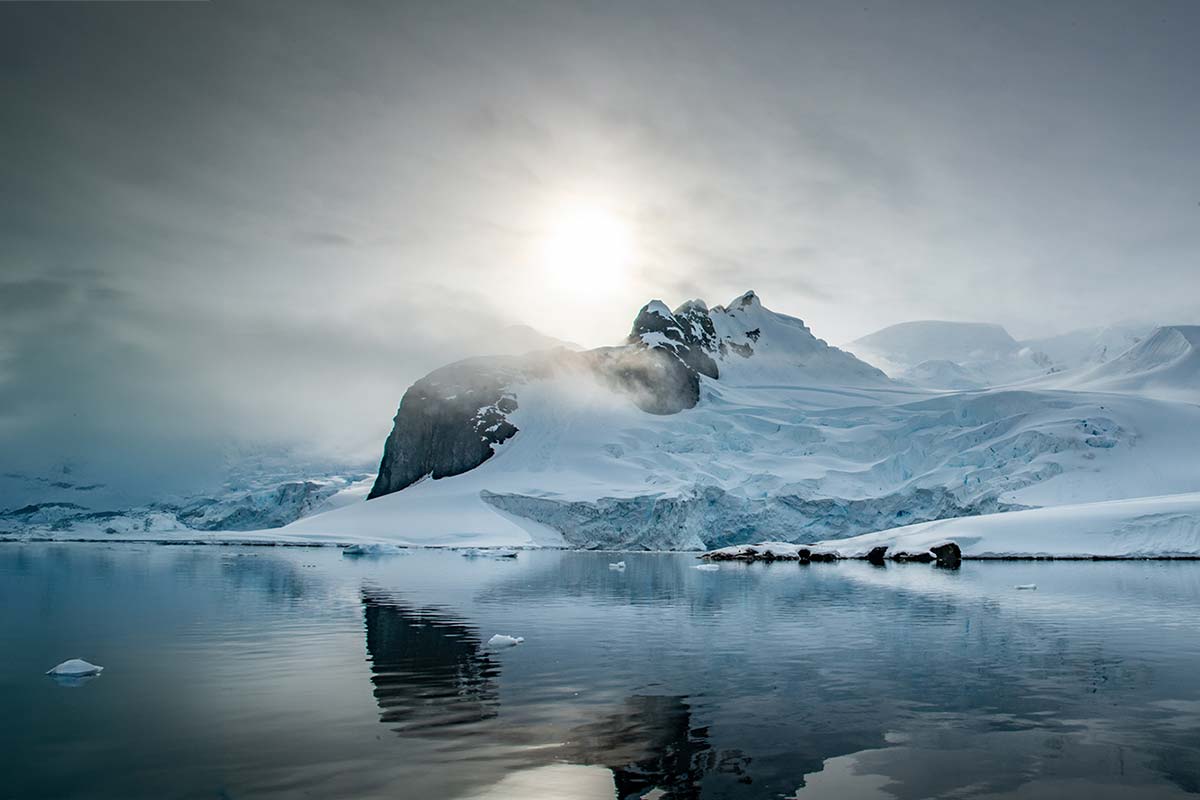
<box><xmin>487</xmin><ymin>634</ymin><xmax>524</xmax><ymax>648</ymax></box>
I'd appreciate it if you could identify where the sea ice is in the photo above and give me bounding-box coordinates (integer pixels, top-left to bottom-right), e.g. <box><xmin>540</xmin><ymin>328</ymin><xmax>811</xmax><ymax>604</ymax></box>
<box><xmin>342</xmin><ymin>543</ymin><xmax>406</xmax><ymax>556</ymax></box>
<box><xmin>461</xmin><ymin>548</ymin><xmax>519</xmax><ymax>559</ymax></box>
<box><xmin>487</xmin><ymin>634</ymin><xmax>524</xmax><ymax>648</ymax></box>
<box><xmin>694</xmin><ymin>564</ymin><xmax>720</xmax><ymax>571</ymax></box>
<box><xmin>46</xmin><ymin>658</ymin><xmax>104</xmax><ymax>677</ymax></box>
<box><xmin>609</xmin><ymin>561</ymin><xmax>626</xmax><ymax>570</ymax></box>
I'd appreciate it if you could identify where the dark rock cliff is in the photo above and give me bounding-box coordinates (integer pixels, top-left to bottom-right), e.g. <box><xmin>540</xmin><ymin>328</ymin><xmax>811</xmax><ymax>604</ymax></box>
<box><xmin>369</xmin><ymin>357</ymin><xmax>527</xmax><ymax>499</ymax></box>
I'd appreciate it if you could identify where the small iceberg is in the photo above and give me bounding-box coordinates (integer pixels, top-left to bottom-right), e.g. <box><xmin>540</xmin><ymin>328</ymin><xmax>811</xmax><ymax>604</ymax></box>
<box><xmin>343</xmin><ymin>543</ymin><xmax>406</xmax><ymax>557</ymax></box>
<box><xmin>47</xmin><ymin>658</ymin><xmax>104</xmax><ymax>677</ymax></box>
<box><xmin>487</xmin><ymin>634</ymin><xmax>524</xmax><ymax>649</ymax></box>
<box><xmin>693</xmin><ymin>564</ymin><xmax>719</xmax><ymax>572</ymax></box>
<box><xmin>1014</xmin><ymin>584</ymin><xmax>1038</xmax><ymax>590</ymax></box>
<box><xmin>461</xmin><ymin>548</ymin><xmax>519</xmax><ymax>559</ymax></box>
<box><xmin>609</xmin><ymin>561</ymin><xmax>626</xmax><ymax>570</ymax></box>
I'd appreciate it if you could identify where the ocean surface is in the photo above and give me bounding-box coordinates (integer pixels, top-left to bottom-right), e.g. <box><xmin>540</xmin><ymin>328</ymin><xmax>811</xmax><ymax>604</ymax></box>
<box><xmin>3</xmin><ymin>543</ymin><xmax>1200</xmax><ymax>799</ymax></box>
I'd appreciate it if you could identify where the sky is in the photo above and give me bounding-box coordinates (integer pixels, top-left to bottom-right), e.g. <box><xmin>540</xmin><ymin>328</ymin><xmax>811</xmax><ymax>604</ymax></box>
<box><xmin>2</xmin><ymin>0</ymin><xmax>1198</xmax><ymax>500</ymax></box>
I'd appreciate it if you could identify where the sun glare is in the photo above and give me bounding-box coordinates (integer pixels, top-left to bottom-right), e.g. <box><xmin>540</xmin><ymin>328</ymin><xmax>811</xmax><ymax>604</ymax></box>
<box><xmin>540</xmin><ymin>205</ymin><xmax>632</xmax><ymax>295</ymax></box>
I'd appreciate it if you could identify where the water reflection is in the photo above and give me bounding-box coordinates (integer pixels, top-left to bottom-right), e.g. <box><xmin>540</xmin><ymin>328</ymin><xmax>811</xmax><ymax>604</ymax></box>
<box><xmin>560</xmin><ymin>695</ymin><xmax>714</xmax><ymax>799</ymax></box>
<box><xmin>5</xmin><ymin>547</ymin><xmax>1200</xmax><ymax>799</ymax></box>
<box><xmin>362</xmin><ymin>591</ymin><xmax>499</xmax><ymax>735</ymax></box>
<box><xmin>361</xmin><ymin>591</ymin><xmax>722</xmax><ymax>797</ymax></box>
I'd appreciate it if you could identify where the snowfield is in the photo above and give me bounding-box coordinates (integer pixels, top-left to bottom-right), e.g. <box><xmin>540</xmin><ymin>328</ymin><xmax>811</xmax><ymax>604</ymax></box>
<box><xmin>814</xmin><ymin>492</ymin><xmax>1200</xmax><ymax>559</ymax></box>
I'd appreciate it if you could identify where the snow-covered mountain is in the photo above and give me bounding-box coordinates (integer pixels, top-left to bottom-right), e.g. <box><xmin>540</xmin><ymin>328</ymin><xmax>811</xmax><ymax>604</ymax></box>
<box><xmin>0</xmin><ymin>462</ymin><xmax>373</xmax><ymax>538</ymax></box>
<box><xmin>280</xmin><ymin>293</ymin><xmax>1200</xmax><ymax>551</ymax></box>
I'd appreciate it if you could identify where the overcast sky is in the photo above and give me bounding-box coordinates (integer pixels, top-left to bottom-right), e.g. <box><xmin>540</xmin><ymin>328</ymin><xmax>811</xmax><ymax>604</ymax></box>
<box><xmin>2</xmin><ymin>0</ymin><xmax>1198</xmax><ymax>499</ymax></box>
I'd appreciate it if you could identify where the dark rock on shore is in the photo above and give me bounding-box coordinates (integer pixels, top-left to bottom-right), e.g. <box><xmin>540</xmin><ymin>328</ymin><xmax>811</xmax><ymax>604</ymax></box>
<box><xmin>931</xmin><ymin>541</ymin><xmax>962</xmax><ymax>568</ymax></box>
<box><xmin>890</xmin><ymin>550</ymin><xmax>935</xmax><ymax>563</ymax></box>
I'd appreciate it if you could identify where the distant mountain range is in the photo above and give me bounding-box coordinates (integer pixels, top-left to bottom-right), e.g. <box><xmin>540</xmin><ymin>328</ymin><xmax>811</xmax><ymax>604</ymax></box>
<box><xmin>846</xmin><ymin>320</ymin><xmax>1153</xmax><ymax>389</ymax></box>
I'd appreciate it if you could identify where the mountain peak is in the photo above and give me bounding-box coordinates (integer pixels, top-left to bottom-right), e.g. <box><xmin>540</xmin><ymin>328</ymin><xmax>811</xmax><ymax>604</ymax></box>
<box><xmin>732</xmin><ymin>290</ymin><xmax>761</xmax><ymax>309</ymax></box>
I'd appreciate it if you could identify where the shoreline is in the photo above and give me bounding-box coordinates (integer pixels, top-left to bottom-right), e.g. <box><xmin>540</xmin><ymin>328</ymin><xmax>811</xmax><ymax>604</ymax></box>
<box><xmin>5</xmin><ymin>537</ymin><xmax>1200</xmax><ymax>561</ymax></box>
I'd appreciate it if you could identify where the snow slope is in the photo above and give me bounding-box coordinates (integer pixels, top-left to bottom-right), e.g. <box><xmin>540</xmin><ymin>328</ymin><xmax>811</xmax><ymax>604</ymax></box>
<box><xmin>1022</xmin><ymin>323</ymin><xmax>1151</xmax><ymax>372</ymax></box>
<box><xmin>815</xmin><ymin>492</ymin><xmax>1200</xmax><ymax>559</ymax></box>
<box><xmin>1057</xmin><ymin>326</ymin><xmax>1200</xmax><ymax>399</ymax></box>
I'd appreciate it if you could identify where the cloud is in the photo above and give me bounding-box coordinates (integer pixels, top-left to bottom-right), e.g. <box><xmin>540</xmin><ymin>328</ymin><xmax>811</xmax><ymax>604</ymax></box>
<box><xmin>1</xmin><ymin>0</ymin><xmax>1199</xmax><ymax>501</ymax></box>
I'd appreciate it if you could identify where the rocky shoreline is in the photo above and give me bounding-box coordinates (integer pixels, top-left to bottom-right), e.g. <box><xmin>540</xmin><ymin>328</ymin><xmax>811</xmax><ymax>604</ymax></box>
<box><xmin>700</xmin><ymin>541</ymin><xmax>963</xmax><ymax>568</ymax></box>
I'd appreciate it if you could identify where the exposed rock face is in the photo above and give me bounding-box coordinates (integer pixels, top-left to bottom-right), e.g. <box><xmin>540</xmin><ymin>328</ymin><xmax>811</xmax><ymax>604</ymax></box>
<box><xmin>369</xmin><ymin>357</ymin><xmax>527</xmax><ymax>499</ymax></box>
<box><xmin>628</xmin><ymin>299</ymin><xmax>719</xmax><ymax>380</ymax></box>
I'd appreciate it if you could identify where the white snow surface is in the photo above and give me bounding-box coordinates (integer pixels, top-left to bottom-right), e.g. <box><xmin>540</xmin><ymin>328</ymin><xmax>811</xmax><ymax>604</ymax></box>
<box><xmin>815</xmin><ymin>492</ymin><xmax>1200</xmax><ymax>558</ymax></box>
<box><xmin>284</xmin><ymin>370</ymin><xmax>1200</xmax><ymax>551</ymax></box>
<box><xmin>1054</xmin><ymin>326</ymin><xmax>1200</xmax><ymax>399</ymax></box>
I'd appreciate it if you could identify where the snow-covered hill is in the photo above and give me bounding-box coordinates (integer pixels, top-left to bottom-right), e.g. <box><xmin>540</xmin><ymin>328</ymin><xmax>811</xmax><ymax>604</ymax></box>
<box><xmin>279</xmin><ymin>293</ymin><xmax>1200</xmax><ymax>552</ymax></box>
<box><xmin>1059</xmin><ymin>325</ymin><xmax>1200</xmax><ymax>399</ymax></box>
<box><xmin>846</xmin><ymin>320</ymin><xmax>1158</xmax><ymax>390</ymax></box>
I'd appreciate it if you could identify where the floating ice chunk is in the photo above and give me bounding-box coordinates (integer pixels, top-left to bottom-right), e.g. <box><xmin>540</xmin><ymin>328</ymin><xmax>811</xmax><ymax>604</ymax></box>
<box><xmin>609</xmin><ymin>561</ymin><xmax>626</xmax><ymax>570</ymax></box>
<box><xmin>47</xmin><ymin>658</ymin><xmax>104</xmax><ymax>677</ymax></box>
<box><xmin>487</xmin><ymin>634</ymin><xmax>524</xmax><ymax>648</ymax></box>
<box><xmin>343</xmin><ymin>543</ymin><xmax>406</xmax><ymax>556</ymax></box>
<box><xmin>461</xmin><ymin>548</ymin><xmax>519</xmax><ymax>559</ymax></box>
<box><xmin>1014</xmin><ymin>584</ymin><xmax>1038</xmax><ymax>590</ymax></box>
<box><xmin>694</xmin><ymin>564</ymin><xmax>719</xmax><ymax>571</ymax></box>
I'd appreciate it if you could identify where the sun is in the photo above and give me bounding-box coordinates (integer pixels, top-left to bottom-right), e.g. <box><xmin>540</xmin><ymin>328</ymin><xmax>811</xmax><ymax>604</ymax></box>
<box><xmin>539</xmin><ymin>204</ymin><xmax>632</xmax><ymax>295</ymax></box>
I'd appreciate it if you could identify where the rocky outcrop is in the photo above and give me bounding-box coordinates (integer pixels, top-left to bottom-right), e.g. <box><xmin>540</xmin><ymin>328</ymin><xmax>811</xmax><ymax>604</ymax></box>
<box><xmin>628</xmin><ymin>299</ymin><xmax>719</xmax><ymax>380</ymax></box>
<box><xmin>369</xmin><ymin>357</ymin><xmax>529</xmax><ymax>499</ymax></box>
<box><xmin>930</xmin><ymin>541</ymin><xmax>962</xmax><ymax>568</ymax></box>
<box><xmin>701</xmin><ymin>540</ymin><xmax>964</xmax><ymax>566</ymax></box>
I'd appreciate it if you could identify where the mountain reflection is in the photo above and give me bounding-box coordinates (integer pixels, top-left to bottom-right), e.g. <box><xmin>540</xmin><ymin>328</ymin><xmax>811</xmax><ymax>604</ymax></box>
<box><xmin>362</xmin><ymin>591</ymin><xmax>499</xmax><ymax>735</ymax></box>
<box><xmin>360</xmin><ymin>593</ymin><xmax>728</xmax><ymax>796</ymax></box>
<box><xmin>560</xmin><ymin>695</ymin><xmax>716</xmax><ymax>799</ymax></box>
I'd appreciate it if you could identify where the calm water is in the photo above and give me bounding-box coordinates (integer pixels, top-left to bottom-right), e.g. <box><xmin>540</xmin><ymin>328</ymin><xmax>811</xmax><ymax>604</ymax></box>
<box><xmin>3</xmin><ymin>545</ymin><xmax>1200</xmax><ymax>799</ymax></box>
